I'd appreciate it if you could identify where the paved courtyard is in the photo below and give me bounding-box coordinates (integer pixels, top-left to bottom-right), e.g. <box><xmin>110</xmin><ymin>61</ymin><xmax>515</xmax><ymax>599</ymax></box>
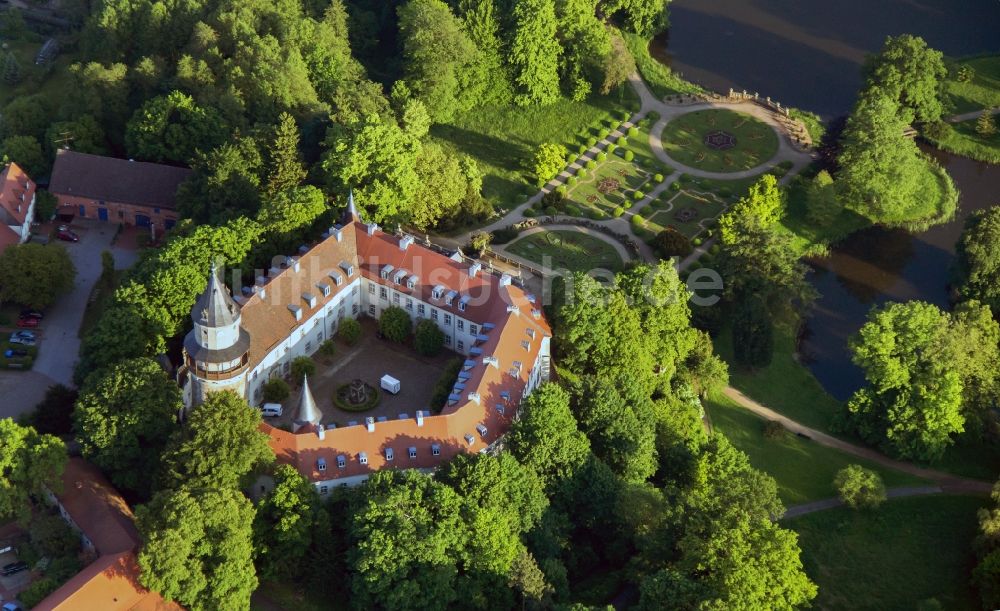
<box><xmin>267</xmin><ymin>321</ymin><xmax>458</xmax><ymax>429</ymax></box>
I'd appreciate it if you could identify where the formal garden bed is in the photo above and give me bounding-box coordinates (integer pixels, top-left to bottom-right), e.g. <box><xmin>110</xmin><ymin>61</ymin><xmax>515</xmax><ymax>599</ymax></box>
<box><xmin>506</xmin><ymin>230</ymin><xmax>625</xmax><ymax>273</ymax></box>
<box><xmin>659</xmin><ymin>108</ymin><xmax>779</xmax><ymax>172</ymax></box>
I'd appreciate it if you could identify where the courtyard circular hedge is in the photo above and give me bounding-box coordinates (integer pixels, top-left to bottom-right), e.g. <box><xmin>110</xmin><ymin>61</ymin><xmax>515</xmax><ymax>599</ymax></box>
<box><xmin>333</xmin><ymin>382</ymin><xmax>382</xmax><ymax>412</ymax></box>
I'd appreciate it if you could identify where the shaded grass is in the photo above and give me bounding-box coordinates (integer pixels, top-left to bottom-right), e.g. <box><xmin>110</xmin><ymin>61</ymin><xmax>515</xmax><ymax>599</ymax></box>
<box><xmin>0</xmin><ymin>38</ymin><xmax>77</xmax><ymax>110</ymax></box>
<box><xmin>788</xmin><ymin>495</ymin><xmax>986</xmax><ymax>611</ymax></box>
<box><xmin>714</xmin><ymin>319</ymin><xmax>844</xmax><ymax>433</ymax></box>
<box><xmin>79</xmin><ymin>269</ymin><xmax>124</xmax><ymax>338</ymax></box>
<box><xmin>705</xmin><ymin>391</ymin><xmax>928</xmax><ymax>505</ymax></box>
<box><xmin>944</xmin><ymin>55</ymin><xmax>1000</xmax><ymax>115</ymax></box>
<box><xmin>430</xmin><ymin>88</ymin><xmax>639</xmax><ymax>212</ymax></box>
<box><xmin>924</xmin><ymin>116</ymin><xmax>1000</xmax><ymax>164</ymax></box>
<box><xmin>506</xmin><ymin>230</ymin><xmax>624</xmax><ymax>273</ymax></box>
<box><xmin>660</xmin><ymin>109</ymin><xmax>779</xmax><ymax>172</ymax></box>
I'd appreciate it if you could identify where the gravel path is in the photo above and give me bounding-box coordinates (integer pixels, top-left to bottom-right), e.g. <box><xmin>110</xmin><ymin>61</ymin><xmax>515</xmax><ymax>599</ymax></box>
<box><xmin>783</xmin><ymin>485</ymin><xmax>943</xmax><ymax>519</ymax></box>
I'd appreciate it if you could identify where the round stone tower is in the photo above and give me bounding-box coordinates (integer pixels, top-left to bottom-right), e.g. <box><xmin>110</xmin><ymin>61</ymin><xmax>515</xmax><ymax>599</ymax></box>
<box><xmin>183</xmin><ymin>263</ymin><xmax>251</xmax><ymax>406</ymax></box>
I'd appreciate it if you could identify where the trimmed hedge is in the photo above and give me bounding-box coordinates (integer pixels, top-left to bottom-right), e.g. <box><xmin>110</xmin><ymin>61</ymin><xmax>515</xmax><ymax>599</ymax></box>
<box><xmin>334</xmin><ymin>382</ymin><xmax>381</xmax><ymax>412</ymax></box>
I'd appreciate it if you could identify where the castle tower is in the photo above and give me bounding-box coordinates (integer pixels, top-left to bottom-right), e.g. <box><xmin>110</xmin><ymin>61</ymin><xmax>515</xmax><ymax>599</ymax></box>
<box><xmin>345</xmin><ymin>188</ymin><xmax>360</xmax><ymax>222</ymax></box>
<box><xmin>183</xmin><ymin>263</ymin><xmax>252</xmax><ymax>406</ymax></box>
<box><xmin>292</xmin><ymin>375</ymin><xmax>323</xmax><ymax>433</ymax></box>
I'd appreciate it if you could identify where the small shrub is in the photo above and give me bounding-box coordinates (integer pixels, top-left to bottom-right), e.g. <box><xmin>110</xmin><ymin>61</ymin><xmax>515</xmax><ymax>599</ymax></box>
<box><xmin>429</xmin><ymin>358</ymin><xmax>464</xmax><ymax>412</ymax></box>
<box><xmin>577</xmin><ymin>168</ymin><xmax>587</xmax><ymax>178</ymax></box>
<box><xmin>620</xmin><ymin>111</ymin><xmax>631</xmax><ymax>121</ymax></box>
<box><xmin>631</xmin><ymin>214</ymin><xmax>643</xmax><ymax>226</ymax></box>
<box><xmin>577</xmin><ymin>144</ymin><xmax>587</xmax><ymax>154</ymax></box>
<box><xmin>956</xmin><ymin>63</ymin><xmax>975</xmax><ymax>83</ymax></box>
<box><xmin>544</xmin><ymin>206</ymin><xmax>559</xmax><ymax>216</ymax></box>
<box><xmin>414</xmin><ymin>318</ymin><xmax>445</xmax><ymax>356</ymax></box>
<box><xmin>522</xmin><ymin>207</ymin><xmax>538</xmax><ymax>218</ymax></box>
<box><xmin>612</xmin><ymin>206</ymin><xmax>625</xmax><ymax>217</ymax></box>
<box><xmin>586</xmin><ymin>137</ymin><xmax>597</xmax><ymax>147</ymax></box>
<box><xmin>263</xmin><ymin>378</ymin><xmax>290</xmax><ymax>402</ymax></box>
<box><xmin>318</xmin><ymin>339</ymin><xmax>336</xmax><ymax>359</ymax></box>
<box><xmin>567</xmin><ymin>176</ymin><xmax>577</xmax><ymax>186</ymax></box>
<box><xmin>379</xmin><ymin>306</ymin><xmax>412</xmax><ymax>343</ymax></box>
<box><xmin>339</xmin><ymin>317</ymin><xmax>362</xmax><ymax>345</ymax></box>
<box><xmin>491</xmin><ymin>226</ymin><xmax>520</xmax><ymax>244</ymax></box>
<box><xmin>623</xmin><ymin>150</ymin><xmax>634</xmax><ymax>162</ymax></box>
<box><xmin>585</xmin><ymin>159</ymin><xmax>596</xmax><ymax>170</ymax></box>
<box><xmin>618</xmin><ymin>136</ymin><xmax>629</xmax><ymax>146</ymax></box>
<box><xmin>596</xmin><ymin>151</ymin><xmax>607</xmax><ymax>162</ymax></box>
<box><xmin>718</xmin><ymin>187</ymin><xmax>732</xmax><ymax>198</ymax></box>
<box><xmin>692</xmin><ymin>237</ymin><xmax>703</xmax><ymax>246</ymax></box>
<box><xmin>607</xmin><ymin>143</ymin><xmax>618</xmax><ymax>154</ymax></box>
<box><xmin>556</xmin><ymin>185</ymin><xmax>568</xmax><ymax>196</ymax></box>
<box><xmin>834</xmin><ymin>465</ymin><xmax>887</xmax><ymax>510</ymax></box>
<box><xmin>565</xmin><ymin>205</ymin><xmax>582</xmax><ymax>216</ymax></box>
<box><xmin>653</xmin><ymin>228</ymin><xmax>692</xmax><ymax>258</ymax></box>
<box><xmin>669</xmin><ymin>181</ymin><xmax>681</xmax><ymax>192</ymax></box>
<box><xmin>762</xmin><ymin>420</ymin><xmax>787</xmax><ymax>440</ymax></box>
<box><xmin>290</xmin><ymin>356</ymin><xmax>316</xmax><ymax>384</ymax></box>
<box><xmin>654</xmin><ymin>173</ymin><xmax>664</xmax><ymax>182</ymax></box>
<box><xmin>19</xmin><ymin>578</ymin><xmax>59</xmax><ymax>609</ymax></box>
<box><xmin>633</xmin><ymin>191</ymin><xmax>645</xmax><ymax>201</ymax></box>
<box><xmin>709</xmin><ymin>244</ymin><xmax>720</xmax><ymax>255</ymax></box>
<box><xmin>589</xmin><ymin>209</ymin><xmax>605</xmax><ymax>220</ymax></box>
<box><xmin>627</xmin><ymin>126</ymin><xmax>638</xmax><ymax>137</ymax></box>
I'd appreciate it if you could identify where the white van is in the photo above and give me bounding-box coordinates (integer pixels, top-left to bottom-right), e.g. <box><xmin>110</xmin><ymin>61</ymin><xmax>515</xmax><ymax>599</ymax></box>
<box><xmin>261</xmin><ymin>403</ymin><xmax>283</xmax><ymax>417</ymax></box>
<box><xmin>380</xmin><ymin>375</ymin><xmax>401</xmax><ymax>394</ymax></box>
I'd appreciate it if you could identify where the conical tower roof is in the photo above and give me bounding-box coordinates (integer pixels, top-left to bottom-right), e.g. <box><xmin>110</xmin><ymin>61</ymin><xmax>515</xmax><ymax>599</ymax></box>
<box><xmin>192</xmin><ymin>262</ymin><xmax>239</xmax><ymax>328</ymax></box>
<box><xmin>345</xmin><ymin>188</ymin><xmax>360</xmax><ymax>221</ymax></box>
<box><xmin>292</xmin><ymin>374</ymin><xmax>323</xmax><ymax>432</ymax></box>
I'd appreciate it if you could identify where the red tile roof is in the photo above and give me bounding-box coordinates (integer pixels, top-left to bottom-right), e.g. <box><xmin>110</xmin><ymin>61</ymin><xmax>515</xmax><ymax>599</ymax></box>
<box><xmin>0</xmin><ymin>162</ymin><xmax>34</xmax><ymax>226</ymax></box>
<box><xmin>33</xmin><ymin>459</ymin><xmax>182</xmax><ymax>611</ymax></box>
<box><xmin>254</xmin><ymin>221</ymin><xmax>551</xmax><ymax>482</ymax></box>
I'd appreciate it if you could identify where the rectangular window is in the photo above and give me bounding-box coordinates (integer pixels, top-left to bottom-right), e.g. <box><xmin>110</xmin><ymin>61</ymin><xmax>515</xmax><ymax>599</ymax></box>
<box><xmin>353</xmin><ymin>304</ymin><xmax>359</xmax><ymax>315</ymax></box>
<box><xmin>418</xmin><ymin>304</ymin><xmax>425</xmax><ymax>316</ymax></box>
<box><xmin>392</xmin><ymin>292</ymin><xmax>400</xmax><ymax>305</ymax></box>
<box><xmin>405</xmin><ymin>298</ymin><xmax>413</xmax><ymax>311</ymax></box>
<box><xmin>368</xmin><ymin>305</ymin><xmax>376</xmax><ymax>316</ymax></box>
<box><xmin>337</xmin><ymin>455</ymin><xmax>346</xmax><ymax>468</ymax></box>
<box><xmin>470</xmin><ymin>324</ymin><xmax>478</xmax><ymax>335</ymax></box>
<box><xmin>305</xmin><ymin>342</ymin><xmax>312</xmax><ymax>352</ymax></box>
<box><xmin>368</xmin><ymin>283</ymin><xmax>375</xmax><ymax>294</ymax></box>
<box><xmin>457</xmin><ymin>320</ymin><xmax>465</xmax><ymax>331</ymax></box>
<box><xmin>444</xmin><ymin>335</ymin><xmax>452</xmax><ymax>346</ymax></box>
<box><xmin>431</xmin><ymin>309</ymin><xmax>438</xmax><ymax>321</ymax></box>
<box><xmin>457</xmin><ymin>340</ymin><xmax>464</xmax><ymax>352</ymax></box>
<box><xmin>380</xmin><ymin>287</ymin><xmax>388</xmax><ymax>300</ymax></box>
<box><xmin>385</xmin><ymin>448</ymin><xmax>394</xmax><ymax>461</ymax></box>
<box><xmin>444</xmin><ymin>314</ymin><xmax>452</xmax><ymax>325</ymax></box>
<box><xmin>432</xmin><ymin>444</ymin><xmax>441</xmax><ymax>456</ymax></box>
<box><xmin>320</xmin><ymin>485</ymin><xmax>329</xmax><ymax>495</ymax></box>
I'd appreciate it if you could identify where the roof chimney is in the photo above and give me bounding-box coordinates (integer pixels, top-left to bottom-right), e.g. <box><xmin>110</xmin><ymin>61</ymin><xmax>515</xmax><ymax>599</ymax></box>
<box><xmin>416</xmin><ymin>410</ymin><xmax>425</xmax><ymax>427</ymax></box>
<box><xmin>399</xmin><ymin>235</ymin><xmax>414</xmax><ymax>251</ymax></box>
<box><xmin>367</xmin><ymin>222</ymin><xmax>378</xmax><ymax>236</ymax></box>
<box><xmin>469</xmin><ymin>262</ymin><xmax>482</xmax><ymax>278</ymax></box>
<box><xmin>366</xmin><ymin>416</ymin><xmax>375</xmax><ymax>432</ymax></box>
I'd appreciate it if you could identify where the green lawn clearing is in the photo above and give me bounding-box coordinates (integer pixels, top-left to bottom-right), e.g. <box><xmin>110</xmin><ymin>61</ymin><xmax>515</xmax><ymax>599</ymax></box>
<box><xmin>944</xmin><ymin>55</ymin><xmax>1000</xmax><ymax>115</ymax></box>
<box><xmin>636</xmin><ymin>189</ymin><xmax>726</xmax><ymax>240</ymax></box>
<box><xmin>506</xmin><ymin>230</ymin><xmax>625</xmax><ymax>273</ymax></box>
<box><xmin>0</xmin><ymin>38</ymin><xmax>76</xmax><ymax>109</ymax></box>
<box><xmin>430</xmin><ymin>88</ymin><xmax>639</xmax><ymax>214</ymax></box>
<box><xmin>925</xmin><ymin>115</ymin><xmax>1000</xmax><ymax>164</ymax></box>
<box><xmin>705</xmin><ymin>391</ymin><xmax>928</xmax><ymax>506</ymax></box>
<box><xmin>789</xmin><ymin>495</ymin><xmax>986</xmax><ymax>611</ymax></box>
<box><xmin>660</xmin><ymin>109</ymin><xmax>779</xmax><ymax>173</ymax></box>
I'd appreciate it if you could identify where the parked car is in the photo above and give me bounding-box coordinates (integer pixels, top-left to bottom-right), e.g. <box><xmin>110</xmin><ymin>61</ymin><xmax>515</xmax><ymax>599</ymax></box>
<box><xmin>1</xmin><ymin>561</ymin><xmax>28</xmax><ymax>576</ymax></box>
<box><xmin>9</xmin><ymin>336</ymin><xmax>36</xmax><ymax>347</ymax></box>
<box><xmin>19</xmin><ymin>309</ymin><xmax>43</xmax><ymax>320</ymax></box>
<box><xmin>56</xmin><ymin>229</ymin><xmax>79</xmax><ymax>242</ymax></box>
<box><xmin>11</xmin><ymin>330</ymin><xmax>36</xmax><ymax>340</ymax></box>
<box><xmin>4</xmin><ymin>349</ymin><xmax>27</xmax><ymax>358</ymax></box>
<box><xmin>2</xmin><ymin>602</ymin><xmax>24</xmax><ymax>611</ymax></box>
<box><xmin>15</xmin><ymin>317</ymin><xmax>38</xmax><ymax>328</ymax></box>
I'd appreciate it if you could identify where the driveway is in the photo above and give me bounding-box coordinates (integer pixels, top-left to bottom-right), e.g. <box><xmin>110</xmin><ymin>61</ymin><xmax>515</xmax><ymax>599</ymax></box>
<box><xmin>0</xmin><ymin>221</ymin><xmax>138</xmax><ymax>420</ymax></box>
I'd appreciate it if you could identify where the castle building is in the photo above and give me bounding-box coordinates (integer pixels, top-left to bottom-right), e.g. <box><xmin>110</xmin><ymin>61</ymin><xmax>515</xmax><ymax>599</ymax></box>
<box><xmin>0</xmin><ymin>162</ymin><xmax>37</xmax><ymax>250</ymax></box>
<box><xmin>181</xmin><ymin>201</ymin><xmax>551</xmax><ymax>490</ymax></box>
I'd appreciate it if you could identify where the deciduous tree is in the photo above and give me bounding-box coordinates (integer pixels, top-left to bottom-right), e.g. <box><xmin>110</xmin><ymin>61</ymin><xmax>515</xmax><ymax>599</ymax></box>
<box><xmin>506</xmin><ymin>383</ymin><xmax>591</xmax><ymax>490</ymax></box>
<box><xmin>253</xmin><ymin>464</ymin><xmax>321</xmax><ymax>580</ymax></box>
<box><xmin>510</xmin><ymin>0</ymin><xmax>562</xmax><ymax>106</ymax></box>
<box><xmin>414</xmin><ymin>318</ymin><xmax>445</xmax><ymax>356</ymax></box>
<box><xmin>863</xmin><ymin>34</ymin><xmax>947</xmax><ymax>124</ymax></box>
<box><xmin>378</xmin><ymin>305</ymin><xmax>412</xmax><ymax>343</ymax></box>
<box><xmin>834</xmin><ymin>464</ymin><xmax>886</xmax><ymax>509</ymax></box>
<box><xmin>532</xmin><ymin>142</ymin><xmax>568</xmax><ymax>181</ymax></box>
<box><xmin>0</xmin><ymin>419</ymin><xmax>66</xmax><ymax>523</ymax></box>
<box><xmin>0</xmin><ymin>243</ymin><xmax>76</xmax><ymax>309</ymax></box>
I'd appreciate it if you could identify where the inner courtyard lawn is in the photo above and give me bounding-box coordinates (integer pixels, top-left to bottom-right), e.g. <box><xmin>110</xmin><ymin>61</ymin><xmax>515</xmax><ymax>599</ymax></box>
<box><xmin>705</xmin><ymin>391</ymin><xmax>928</xmax><ymax>505</ymax></box>
<box><xmin>660</xmin><ymin>109</ymin><xmax>779</xmax><ymax>172</ymax></box>
<box><xmin>789</xmin><ymin>495</ymin><xmax>986</xmax><ymax>611</ymax></box>
<box><xmin>506</xmin><ymin>230</ymin><xmax>624</xmax><ymax>273</ymax></box>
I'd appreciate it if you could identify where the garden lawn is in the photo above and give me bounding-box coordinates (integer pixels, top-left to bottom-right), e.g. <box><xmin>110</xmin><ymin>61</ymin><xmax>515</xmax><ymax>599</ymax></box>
<box><xmin>789</xmin><ymin>495</ymin><xmax>986</xmax><ymax>611</ymax></box>
<box><xmin>660</xmin><ymin>109</ymin><xmax>779</xmax><ymax>173</ymax></box>
<box><xmin>705</xmin><ymin>391</ymin><xmax>928</xmax><ymax>506</ymax></box>
<box><xmin>925</xmin><ymin>115</ymin><xmax>1000</xmax><ymax>164</ymax></box>
<box><xmin>506</xmin><ymin>230</ymin><xmax>624</xmax><ymax>273</ymax></box>
<box><xmin>944</xmin><ymin>55</ymin><xmax>1000</xmax><ymax>114</ymax></box>
<box><xmin>714</xmin><ymin>319</ymin><xmax>844</xmax><ymax>433</ymax></box>
<box><xmin>637</xmin><ymin>190</ymin><xmax>726</xmax><ymax>240</ymax></box>
<box><xmin>430</xmin><ymin>88</ymin><xmax>639</xmax><ymax>213</ymax></box>
<box><xmin>0</xmin><ymin>39</ymin><xmax>76</xmax><ymax>109</ymax></box>
<box><xmin>563</xmin><ymin>158</ymin><xmax>651</xmax><ymax>218</ymax></box>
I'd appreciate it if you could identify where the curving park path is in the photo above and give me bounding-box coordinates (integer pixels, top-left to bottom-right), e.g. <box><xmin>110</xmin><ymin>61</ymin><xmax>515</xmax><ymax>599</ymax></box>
<box><xmin>723</xmin><ymin>386</ymin><xmax>994</xmax><ymax>497</ymax></box>
<box><xmin>506</xmin><ymin>223</ymin><xmax>634</xmax><ymax>262</ymax></box>
<box><xmin>783</xmin><ymin>485</ymin><xmax>943</xmax><ymax>519</ymax></box>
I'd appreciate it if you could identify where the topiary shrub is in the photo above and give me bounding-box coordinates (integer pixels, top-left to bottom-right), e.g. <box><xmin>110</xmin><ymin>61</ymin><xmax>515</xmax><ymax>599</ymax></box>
<box><xmin>620</xmin><ymin>111</ymin><xmax>631</xmax><ymax>121</ymax></box>
<box><xmin>263</xmin><ymin>378</ymin><xmax>290</xmax><ymax>402</ymax></box>
<box><xmin>565</xmin><ymin>205</ymin><xmax>582</xmax><ymax>217</ymax></box>
<box><xmin>628</xmin><ymin>126</ymin><xmax>639</xmax><ymax>137</ymax></box>
<box><xmin>589</xmin><ymin>209</ymin><xmax>605</xmax><ymax>220</ymax></box>
<box><xmin>596</xmin><ymin>151</ymin><xmax>607</xmax><ymax>161</ymax></box>
<box><xmin>586</xmin><ymin>137</ymin><xmax>597</xmax><ymax>147</ymax></box>
<box><xmin>692</xmin><ymin>237</ymin><xmax>703</xmax><ymax>246</ymax></box>
<box><xmin>567</xmin><ymin>176</ymin><xmax>577</xmax><ymax>187</ymax></box>
<box><xmin>607</xmin><ymin>143</ymin><xmax>617</xmax><ymax>154</ymax></box>
<box><xmin>631</xmin><ymin>213</ymin><xmax>643</xmax><ymax>226</ymax></box>
<box><xmin>333</xmin><ymin>382</ymin><xmax>381</xmax><ymax>412</ymax></box>
<box><xmin>414</xmin><ymin>318</ymin><xmax>445</xmax><ymax>356</ymax></box>
<box><xmin>653</xmin><ymin>228</ymin><xmax>693</xmax><ymax>258</ymax></box>
<box><xmin>654</xmin><ymin>173</ymin><xmax>664</xmax><ymax>182</ymax></box>
<box><xmin>612</xmin><ymin>206</ymin><xmax>625</xmax><ymax>217</ymax></box>
<box><xmin>491</xmin><ymin>226</ymin><xmax>520</xmax><ymax>244</ymax></box>
<box><xmin>623</xmin><ymin>150</ymin><xmax>634</xmax><ymax>162</ymax></box>
<box><xmin>633</xmin><ymin>190</ymin><xmax>645</xmax><ymax>200</ymax></box>
<box><xmin>577</xmin><ymin>168</ymin><xmax>587</xmax><ymax>178</ymax></box>
<box><xmin>291</xmin><ymin>356</ymin><xmax>316</xmax><ymax>384</ymax></box>
<box><xmin>544</xmin><ymin>206</ymin><xmax>559</xmax><ymax>216</ymax></box>
<box><xmin>618</xmin><ymin>137</ymin><xmax>629</xmax><ymax>146</ymax></box>
<box><xmin>556</xmin><ymin>185</ymin><xmax>568</xmax><ymax>196</ymax></box>
<box><xmin>522</xmin><ymin>207</ymin><xmax>538</xmax><ymax>218</ymax></box>
<box><xmin>585</xmin><ymin>159</ymin><xmax>596</xmax><ymax>170</ymax></box>
<box><xmin>339</xmin><ymin>317</ymin><xmax>362</xmax><ymax>345</ymax></box>
<box><xmin>669</xmin><ymin>181</ymin><xmax>681</xmax><ymax>192</ymax></box>
<box><xmin>578</xmin><ymin>144</ymin><xmax>587</xmax><ymax>154</ymax></box>
<box><xmin>379</xmin><ymin>305</ymin><xmax>412</xmax><ymax>343</ymax></box>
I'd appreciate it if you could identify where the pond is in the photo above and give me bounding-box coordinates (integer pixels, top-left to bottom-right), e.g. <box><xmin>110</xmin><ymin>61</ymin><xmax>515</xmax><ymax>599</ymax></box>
<box><xmin>800</xmin><ymin>150</ymin><xmax>1000</xmax><ymax>400</ymax></box>
<box><xmin>654</xmin><ymin>0</ymin><xmax>1000</xmax><ymax>117</ymax></box>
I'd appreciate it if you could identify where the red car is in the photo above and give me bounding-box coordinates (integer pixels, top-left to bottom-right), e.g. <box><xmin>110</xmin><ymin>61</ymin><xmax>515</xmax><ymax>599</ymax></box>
<box><xmin>57</xmin><ymin>229</ymin><xmax>79</xmax><ymax>242</ymax></box>
<box><xmin>16</xmin><ymin>317</ymin><xmax>39</xmax><ymax>328</ymax></box>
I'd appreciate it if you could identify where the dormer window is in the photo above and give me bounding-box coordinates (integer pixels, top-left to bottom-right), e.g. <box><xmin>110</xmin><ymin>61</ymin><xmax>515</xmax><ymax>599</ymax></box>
<box><xmin>339</xmin><ymin>261</ymin><xmax>354</xmax><ymax>276</ymax></box>
<box><xmin>381</xmin><ymin>264</ymin><xmax>394</xmax><ymax>280</ymax></box>
<box><xmin>385</xmin><ymin>448</ymin><xmax>394</xmax><ymax>461</ymax></box>
<box><xmin>302</xmin><ymin>292</ymin><xmax>317</xmax><ymax>308</ymax></box>
<box><xmin>337</xmin><ymin>455</ymin><xmax>346</xmax><ymax>468</ymax></box>
<box><xmin>393</xmin><ymin>269</ymin><xmax>407</xmax><ymax>285</ymax></box>
<box><xmin>458</xmin><ymin>295</ymin><xmax>471</xmax><ymax>312</ymax></box>
<box><xmin>513</xmin><ymin>360</ymin><xmax>522</xmax><ymax>370</ymax></box>
<box><xmin>317</xmin><ymin>458</ymin><xmax>327</xmax><ymax>472</ymax></box>
<box><xmin>521</xmin><ymin>340</ymin><xmax>530</xmax><ymax>351</ymax></box>
<box><xmin>407</xmin><ymin>275</ymin><xmax>418</xmax><ymax>289</ymax></box>
<box><xmin>495</xmin><ymin>404</ymin><xmax>505</xmax><ymax>416</ymax></box>
<box><xmin>408</xmin><ymin>447</ymin><xmax>417</xmax><ymax>459</ymax></box>
<box><xmin>464</xmin><ymin>433</ymin><xmax>475</xmax><ymax>445</ymax></box>
<box><xmin>432</xmin><ymin>285</ymin><xmax>444</xmax><ymax>300</ymax></box>
<box><xmin>526</xmin><ymin>328</ymin><xmax>536</xmax><ymax>339</ymax></box>
<box><xmin>359</xmin><ymin>452</ymin><xmax>368</xmax><ymax>465</ymax></box>
<box><xmin>444</xmin><ymin>290</ymin><xmax>457</xmax><ymax>306</ymax></box>
<box><xmin>431</xmin><ymin>444</ymin><xmax>441</xmax><ymax>456</ymax></box>
<box><xmin>317</xmin><ymin>283</ymin><xmax>331</xmax><ymax>297</ymax></box>
<box><xmin>476</xmin><ymin>424</ymin><xmax>488</xmax><ymax>438</ymax></box>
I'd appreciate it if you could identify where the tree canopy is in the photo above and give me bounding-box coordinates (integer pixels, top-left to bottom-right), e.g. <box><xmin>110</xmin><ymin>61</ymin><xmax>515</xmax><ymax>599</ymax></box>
<box><xmin>0</xmin><ymin>243</ymin><xmax>76</xmax><ymax>309</ymax></box>
<box><xmin>0</xmin><ymin>419</ymin><xmax>66</xmax><ymax>523</ymax></box>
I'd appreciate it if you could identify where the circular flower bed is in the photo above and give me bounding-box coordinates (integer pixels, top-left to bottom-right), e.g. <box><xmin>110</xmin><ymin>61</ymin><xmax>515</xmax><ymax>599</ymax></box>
<box><xmin>333</xmin><ymin>380</ymin><xmax>382</xmax><ymax>412</ymax></box>
<box><xmin>597</xmin><ymin>177</ymin><xmax>620</xmax><ymax>194</ymax></box>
